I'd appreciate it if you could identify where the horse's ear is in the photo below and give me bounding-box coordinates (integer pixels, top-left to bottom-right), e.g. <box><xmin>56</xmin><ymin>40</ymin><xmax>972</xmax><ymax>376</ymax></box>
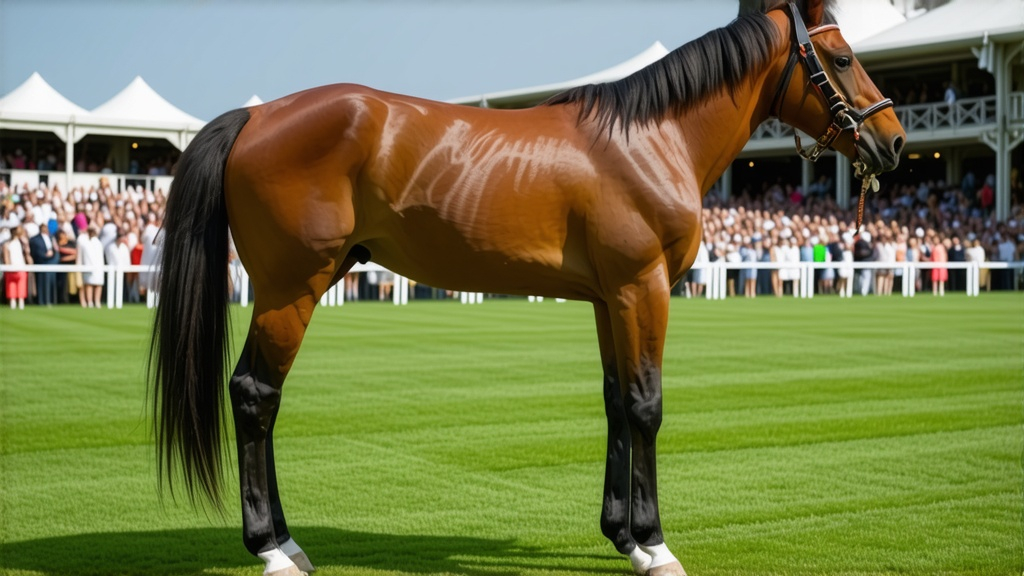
<box><xmin>803</xmin><ymin>0</ymin><xmax>826</xmax><ymax>27</ymax></box>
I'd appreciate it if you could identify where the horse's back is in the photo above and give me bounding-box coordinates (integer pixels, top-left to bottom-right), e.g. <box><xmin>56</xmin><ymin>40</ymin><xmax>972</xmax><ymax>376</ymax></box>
<box><xmin>225</xmin><ymin>83</ymin><xmax>616</xmax><ymax>299</ymax></box>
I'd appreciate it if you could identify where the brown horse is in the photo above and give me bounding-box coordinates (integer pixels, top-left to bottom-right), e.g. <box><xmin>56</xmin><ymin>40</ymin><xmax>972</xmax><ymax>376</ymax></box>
<box><xmin>150</xmin><ymin>1</ymin><xmax>905</xmax><ymax>574</ymax></box>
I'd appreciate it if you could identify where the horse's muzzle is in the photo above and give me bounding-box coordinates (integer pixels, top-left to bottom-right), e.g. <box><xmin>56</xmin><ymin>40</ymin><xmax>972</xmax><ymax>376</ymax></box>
<box><xmin>858</xmin><ymin>129</ymin><xmax>905</xmax><ymax>175</ymax></box>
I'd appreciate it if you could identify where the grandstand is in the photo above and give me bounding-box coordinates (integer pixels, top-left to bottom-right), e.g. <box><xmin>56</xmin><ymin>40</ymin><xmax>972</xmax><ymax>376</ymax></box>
<box><xmin>1</xmin><ymin>0</ymin><xmax>1022</xmax><ymax>307</ymax></box>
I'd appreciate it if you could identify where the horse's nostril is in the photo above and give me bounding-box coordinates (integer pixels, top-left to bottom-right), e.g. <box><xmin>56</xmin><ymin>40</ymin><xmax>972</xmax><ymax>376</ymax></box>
<box><xmin>892</xmin><ymin>136</ymin><xmax>905</xmax><ymax>158</ymax></box>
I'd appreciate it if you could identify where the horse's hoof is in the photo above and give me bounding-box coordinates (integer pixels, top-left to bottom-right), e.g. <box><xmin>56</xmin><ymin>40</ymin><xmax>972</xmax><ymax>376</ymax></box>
<box><xmin>647</xmin><ymin>561</ymin><xmax>687</xmax><ymax>576</ymax></box>
<box><xmin>288</xmin><ymin>550</ymin><xmax>316</xmax><ymax>573</ymax></box>
<box><xmin>265</xmin><ymin>565</ymin><xmax>306</xmax><ymax>576</ymax></box>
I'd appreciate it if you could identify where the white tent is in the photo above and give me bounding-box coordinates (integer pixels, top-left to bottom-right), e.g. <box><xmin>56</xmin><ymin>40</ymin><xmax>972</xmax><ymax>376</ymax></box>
<box><xmin>74</xmin><ymin>76</ymin><xmax>204</xmax><ymax>150</ymax></box>
<box><xmin>90</xmin><ymin>76</ymin><xmax>203</xmax><ymax>127</ymax></box>
<box><xmin>243</xmin><ymin>94</ymin><xmax>264</xmax><ymax>107</ymax></box>
<box><xmin>0</xmin><ymin>72</ymin><xmax>88</xmax><ymax>141</ymax></box>
<box><xmin>0</xmin><ymin>73</ymin><xmax>204</xmax><ymax>190</ymax></box>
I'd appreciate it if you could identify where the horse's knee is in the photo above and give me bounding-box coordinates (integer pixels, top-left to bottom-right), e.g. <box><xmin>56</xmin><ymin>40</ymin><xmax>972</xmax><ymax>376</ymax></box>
<box><xmin>625</xmin><ymin>386</ymin><xmax>662</xmax><ymax>444</ymax></box>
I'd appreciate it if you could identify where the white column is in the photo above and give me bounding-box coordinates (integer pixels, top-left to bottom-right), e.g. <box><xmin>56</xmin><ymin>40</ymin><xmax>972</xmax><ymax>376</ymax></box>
<box><xmin>65</xmin><ymin>124</ymin><xmax>75</xmax><ymax>187</ymax></box>
<box><xmin>707</xmin><ymin>265</ymin><xmax>716</xmax><ymax>299</ymax></box>
<box><xmin>115</xmin><ymin>268</ymin><xmax>124</xmax><ymax>309</ymax></box>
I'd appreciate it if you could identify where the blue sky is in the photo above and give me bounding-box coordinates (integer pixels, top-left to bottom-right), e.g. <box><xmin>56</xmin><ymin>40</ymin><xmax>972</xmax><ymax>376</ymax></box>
<box><xmin>1</xmin><ymin>1</ymin><xmax>737</xmax><ymax>121</ymax></box>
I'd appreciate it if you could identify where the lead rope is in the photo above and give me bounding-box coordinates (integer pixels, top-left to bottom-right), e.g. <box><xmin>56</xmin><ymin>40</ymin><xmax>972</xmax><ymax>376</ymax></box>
<box><xmin>852</xmin><ymin>155</ymin><xmax>880</xmax><ymax>234</ymax></box>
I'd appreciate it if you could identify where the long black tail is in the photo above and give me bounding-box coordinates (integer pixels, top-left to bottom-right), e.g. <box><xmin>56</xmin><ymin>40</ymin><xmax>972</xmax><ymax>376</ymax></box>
<box><xmin>149</xmin><ymin>108</ymin><xmax>251</xmax><ymax>506</ymax></box>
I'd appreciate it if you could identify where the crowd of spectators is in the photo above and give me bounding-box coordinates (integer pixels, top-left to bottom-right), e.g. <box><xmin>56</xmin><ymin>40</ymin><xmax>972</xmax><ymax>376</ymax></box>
<box><xmin>692</xmin><ymin>172</ymin><xmax>1023</xmax><ymax>298</ymax></box>
<box><xmin>0</xmin><ymin>178</ymin><xmax>163</xmax><ymax>309</ymax></box>
<box><xmin>1</xmin><ymin>170</ymin><xmax>1022</xmax><ymax>309</ymax></box>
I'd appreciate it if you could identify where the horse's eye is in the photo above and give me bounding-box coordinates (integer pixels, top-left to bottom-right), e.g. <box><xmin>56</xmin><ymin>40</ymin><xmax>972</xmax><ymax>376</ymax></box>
<box><xmin>835</xmin><ymin>56</ymin><xmax>852</xmax><ymax>70</ymax></box>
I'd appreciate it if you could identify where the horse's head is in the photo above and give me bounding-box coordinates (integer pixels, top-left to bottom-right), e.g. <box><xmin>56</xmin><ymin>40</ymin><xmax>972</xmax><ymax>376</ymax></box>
<box><xmin>767</xmin><ymin>0</ymin><xmax>906</xmax><ymax>177</ymax></box>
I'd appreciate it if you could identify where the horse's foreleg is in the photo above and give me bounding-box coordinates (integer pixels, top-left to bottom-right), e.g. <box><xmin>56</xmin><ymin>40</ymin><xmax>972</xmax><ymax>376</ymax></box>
<box><xmin>607</xmin><ymin>266</ymin><xmax>686</xmax><ymax>576</ymax></box>
<box><xmin>594</xmin><ymin>302</ymin><xmax>652</xmax><ymax>575</ymax></box>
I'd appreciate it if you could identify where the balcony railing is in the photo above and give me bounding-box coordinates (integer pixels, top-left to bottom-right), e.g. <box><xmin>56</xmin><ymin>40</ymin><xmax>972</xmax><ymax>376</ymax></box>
<box><xmin>898</xmin><ymin>95</ymin><xmax>996</xmax><ymax>132</ymax></box>
<box><xmin>751</xmin><ymin>93</ymin><xmax>1023</xmax><ymax>142</ymax></box>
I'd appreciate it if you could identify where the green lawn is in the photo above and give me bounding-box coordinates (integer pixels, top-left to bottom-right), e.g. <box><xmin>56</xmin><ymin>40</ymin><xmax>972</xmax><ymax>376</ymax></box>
<box><xmin>1</xmin><ymin>294</ymin><xmax>1021</xmax><ymax>576</ymax></box>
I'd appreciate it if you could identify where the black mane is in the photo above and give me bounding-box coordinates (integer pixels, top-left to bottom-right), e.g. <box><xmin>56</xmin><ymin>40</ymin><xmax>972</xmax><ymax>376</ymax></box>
<box><xmin>543</xmin><ymin>0</ymin><xmax>839</xmax><ymax>137</ymax></box>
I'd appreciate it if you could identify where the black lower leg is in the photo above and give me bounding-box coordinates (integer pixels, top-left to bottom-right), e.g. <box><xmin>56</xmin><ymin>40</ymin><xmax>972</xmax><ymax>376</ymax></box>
<box><xmin>601</xmin><ymin>368</ymin><xmax>636</xmax><ymax>555</ymax></box>
<box><xmin>626</xmin><ymin>366</ymin><xmax>664</xmax><ymax>547</ymax></box>
<box><xmin>230</xmin><ymin>344</ymin><xmax>283</xmax><ymax>557</ymax></box>
<box><xmin>266</xmin><ymin>410</ymin><xmax>292</xmax><ymax>546</ymax></box>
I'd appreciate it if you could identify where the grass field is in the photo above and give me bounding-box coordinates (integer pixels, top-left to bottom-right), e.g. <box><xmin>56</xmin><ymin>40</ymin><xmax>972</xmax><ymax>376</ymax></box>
<box><xmin>1</xmin><ymin>294</ymin><xmax>1021</xmax><ymax>576</ymax></box>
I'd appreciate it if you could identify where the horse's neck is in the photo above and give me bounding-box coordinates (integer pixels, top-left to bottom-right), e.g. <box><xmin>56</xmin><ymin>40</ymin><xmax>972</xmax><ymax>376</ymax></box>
<box><xmin>682</xmin><ymin>12</ymin><xmax>792</xmax><ymax>195</ymax></box>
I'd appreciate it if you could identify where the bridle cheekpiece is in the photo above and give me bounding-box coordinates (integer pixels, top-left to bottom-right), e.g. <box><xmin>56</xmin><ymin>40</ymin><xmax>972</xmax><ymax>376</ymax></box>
<box><xmin>769</xmin><ymin>2</ymin><xmax>894</xmax><ymax>164</ymax></box>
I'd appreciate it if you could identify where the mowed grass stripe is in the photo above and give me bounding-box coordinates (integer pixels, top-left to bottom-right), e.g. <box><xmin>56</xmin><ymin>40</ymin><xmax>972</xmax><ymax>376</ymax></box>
<box><xmin>1</xmin><ymin>294</ymin><xmax>1021</xmax><ymax>575</ymax></box>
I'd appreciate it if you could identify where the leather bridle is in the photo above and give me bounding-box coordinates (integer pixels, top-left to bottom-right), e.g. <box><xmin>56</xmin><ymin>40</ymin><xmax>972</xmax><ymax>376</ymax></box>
<box><xmin>769</xmin><ymin>2</ymin><xmax>894</xmax><ymax>163</ymax></box>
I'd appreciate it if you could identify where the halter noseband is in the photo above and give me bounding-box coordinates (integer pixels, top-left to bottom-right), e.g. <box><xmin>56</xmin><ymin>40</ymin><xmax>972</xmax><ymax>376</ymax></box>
<box><xmin>770</xmin><ymin>2</ymin><xmax>894</xmax><ymax>162</ymax></box>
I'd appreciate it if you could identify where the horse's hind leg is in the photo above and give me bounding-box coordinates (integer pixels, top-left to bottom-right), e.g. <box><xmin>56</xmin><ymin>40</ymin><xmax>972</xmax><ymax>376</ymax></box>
<box><xmin>231</xmin><ymin>248</ymin><xmax>365</xmax><ymax>576</ymax></box>
<box><xmin>230</xmin><ymin>289</ymin><xmax>324</xmax><ymax>576</ymax></box>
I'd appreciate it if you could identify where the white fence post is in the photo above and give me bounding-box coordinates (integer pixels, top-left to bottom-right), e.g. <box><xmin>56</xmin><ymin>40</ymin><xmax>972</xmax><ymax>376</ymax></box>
<box><xmin>105</xmin><ymin>267</ymin><xmax>116</xmax><ymax>309</ymax></box>
<box><xmin>115</xmin><ymin>267</ymin><xmax>124</xmax><ymax>309</ymax></box>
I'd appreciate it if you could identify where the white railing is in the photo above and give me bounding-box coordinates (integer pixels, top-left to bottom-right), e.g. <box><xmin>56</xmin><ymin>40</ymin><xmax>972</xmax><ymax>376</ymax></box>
<box><xmin>0</xmin><ymin>169</ymin><xmax>175</xmax><ymax>195</ymax></box>
<box><xmin>689</xmin><ymin>260</ymin><xmax>1023</xmax><ymax>300</ymax></box>
<box><xmin>751</xmin><ymin>93</ymin><xmax>1023</xmax><ymax>142</ymax></box>
<box><xmin>1</xmin><ymin>260</ymin><xmax>1020</xmax><ymax>309</ymax></box>
<box><xmin>896</xmin><ymin>95</ymin><xmax>998</xmax><ymax>133</ymax></box>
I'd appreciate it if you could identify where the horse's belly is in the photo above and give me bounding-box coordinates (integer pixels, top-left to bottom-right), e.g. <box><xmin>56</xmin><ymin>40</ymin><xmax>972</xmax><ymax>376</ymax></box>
<box><xmin>357</xmin><ymin>210</ymin><xmax>599</xmax><ymax>300</ymax></box>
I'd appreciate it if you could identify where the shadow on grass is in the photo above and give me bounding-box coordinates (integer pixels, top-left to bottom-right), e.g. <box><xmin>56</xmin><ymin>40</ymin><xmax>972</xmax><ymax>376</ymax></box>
<box><xmin>0</xmin><ymin>526</ymin><xmax>626</xmax><ymax>576</ymax></box>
